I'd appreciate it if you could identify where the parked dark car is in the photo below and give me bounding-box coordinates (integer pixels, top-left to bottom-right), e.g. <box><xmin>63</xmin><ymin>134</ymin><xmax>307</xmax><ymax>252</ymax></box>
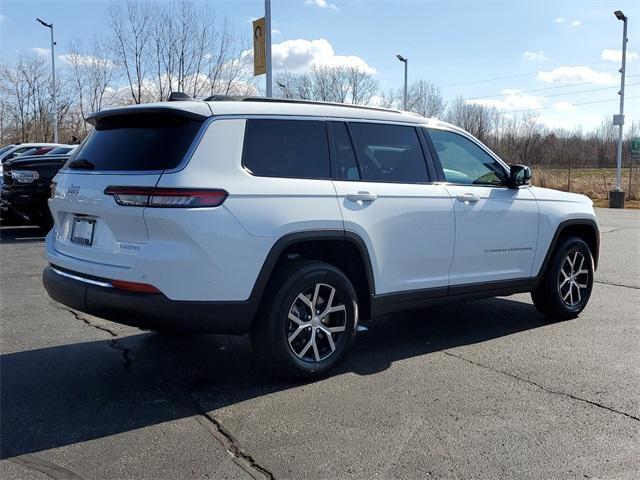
<box><xmin>1</xmin><ymin>154</ymin><xmax>69</xmax><ymax>231</ymax></box>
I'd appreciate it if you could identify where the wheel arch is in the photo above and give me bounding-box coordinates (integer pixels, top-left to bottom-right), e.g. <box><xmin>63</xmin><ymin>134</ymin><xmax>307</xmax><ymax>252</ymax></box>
<box><xmin>535</xmin><ymin>218</ymin><xmax>600</xmax><ymax>282</ymax></box>
<box><xmin>250</xmin><ymin>230</ymin><xmax>375</xmax><ymax>320</ymax></box>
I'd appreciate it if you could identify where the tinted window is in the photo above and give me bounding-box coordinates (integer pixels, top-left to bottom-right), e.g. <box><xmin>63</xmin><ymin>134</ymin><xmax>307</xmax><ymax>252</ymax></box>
<box><xmin>328</xmin><ymin>122</ymin><xmax>359</xmax><ymax>180</ymax></box>
<box><xmin>428</xmin><ymin>129</ymin><xmax>506</xmax><ymax>185</ymax></box>
<box><xmin>6</xmin><ymin>147</ymin><xmax>34</xmax><ymax>161</ymax></box>
<box><xmin>348</xmin><ymin>123</ymin><xmax>429</xmax><ymax>183</ymax></box>
<box><xmin>47</xmin><ymin>147</ymin><xmax>73</xmax><ymax>155</ymax></box>
<box><xmin>0</xmin><ymin>145</ymin><xmax>14</xmax><ymax>156</ymax></box>
<box><xmin>70</xmin><ymin>113</ymin><xmax>202</xmax><ymax>171</ymax></box>
<box><xmin>243</xmin><ymin>119</ymin><xmax>330</xmax><ymax>179</ymax></box>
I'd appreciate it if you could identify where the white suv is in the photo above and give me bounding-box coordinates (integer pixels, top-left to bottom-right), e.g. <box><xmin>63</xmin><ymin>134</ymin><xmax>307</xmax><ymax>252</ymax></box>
<box><xmin>43</xmin><ymin>97</ymin><xmax>599</xmax><ymax>379</ymax></box>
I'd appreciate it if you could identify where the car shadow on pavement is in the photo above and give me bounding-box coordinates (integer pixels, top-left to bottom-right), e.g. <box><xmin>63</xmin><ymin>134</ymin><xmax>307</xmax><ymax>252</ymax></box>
<box><xmin>1</xmin><ymin>296</ymin><xmax>549</xmax><ymax>459</ymax></box>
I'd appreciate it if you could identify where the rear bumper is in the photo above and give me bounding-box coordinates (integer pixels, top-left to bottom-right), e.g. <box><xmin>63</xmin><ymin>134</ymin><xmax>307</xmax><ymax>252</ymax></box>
<box><xmin>42</xmin><ymin>266</ymin><xmax>259</xmax><ymax>334</ymax></box>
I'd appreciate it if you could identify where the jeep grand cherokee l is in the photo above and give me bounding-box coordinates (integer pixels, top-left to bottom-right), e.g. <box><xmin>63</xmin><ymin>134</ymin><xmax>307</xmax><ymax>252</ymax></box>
<box><xmin>43</xmin><ymin>97</ymin><xmax>599</xmax><ymax>379</ymax></box>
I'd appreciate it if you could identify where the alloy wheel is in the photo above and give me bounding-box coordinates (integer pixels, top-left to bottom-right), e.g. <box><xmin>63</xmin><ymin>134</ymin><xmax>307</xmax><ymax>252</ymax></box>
<box><xmin>286</xmin><ymin>283</ymin><xmax>347</xmax><ymax>363</ymax></box>
<box><xmin>558</xmin><ymin>250</ymin><xmax>589</xmax><ymax>307</ymax></box>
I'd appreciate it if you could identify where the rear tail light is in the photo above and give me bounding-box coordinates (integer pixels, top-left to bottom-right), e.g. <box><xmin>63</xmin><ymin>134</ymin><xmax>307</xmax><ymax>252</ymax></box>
<box><xmin>11</xmin><ymin>170</ymin><xmax>40</xmax><ymax>184</ymax></box>
<box><xmin>104</xmin><ymin>187</ymin><xmax>227</xmax><ymax>208</ymax></box>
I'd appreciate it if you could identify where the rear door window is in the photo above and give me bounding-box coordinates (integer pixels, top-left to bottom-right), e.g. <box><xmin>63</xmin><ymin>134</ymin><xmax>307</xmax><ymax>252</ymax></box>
<box><xmin>242</xmin><ymin>119</ymin><xmax>330</xmax><ymax>179</ymax></box>
<box><xmin>348</xmin><ymin>122</ymin><xmax>429</xmax><ymax>183</ymax></box>
<box><xmin>69</xmin><ymin>113</ymin><xmax>203</xmax><ymax>171</ymax></box>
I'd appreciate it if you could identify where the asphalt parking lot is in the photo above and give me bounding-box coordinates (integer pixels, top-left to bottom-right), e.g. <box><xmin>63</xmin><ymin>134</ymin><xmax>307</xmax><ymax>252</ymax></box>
<box><xmin>1</xmin><ymin>207</ymin><xmax>639</xmax><ymax>480</ymax></box>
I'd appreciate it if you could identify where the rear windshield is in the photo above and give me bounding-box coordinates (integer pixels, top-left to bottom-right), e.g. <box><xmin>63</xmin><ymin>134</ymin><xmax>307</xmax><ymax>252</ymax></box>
<box><xmin>70</xmin><ymin>113</ymin><xmax>203</xmax><ymax>171</ymax></box>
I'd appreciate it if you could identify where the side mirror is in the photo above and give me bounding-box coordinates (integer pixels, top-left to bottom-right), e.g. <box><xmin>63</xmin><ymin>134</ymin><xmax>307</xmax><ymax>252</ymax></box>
<box><xmin>508</xmin><ymin>164</ymin><xmax>531</xmax><ymax>188</ymax></box>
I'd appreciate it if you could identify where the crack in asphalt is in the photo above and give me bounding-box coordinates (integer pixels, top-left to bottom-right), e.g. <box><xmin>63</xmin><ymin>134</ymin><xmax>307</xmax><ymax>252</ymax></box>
<box><xmin>53</xmin><ymin>304</ymin><xmax>132</xmax><ymax>373</ymax></box>
<box><xmin>194</xmin><ymin>413</ymin><xmax>275</xmax><ymax>480</ymax></box>
<box><xmin>53</xmin><ymin>303</ymin><xmax>271</xmax><ymax>478</ymax></box>
<box><xmin>594</xmin><ymin>280</ymin><xmax>640</xmax><ymax>290</ymax></box>
<box><xmin>441</xmin><ymin>350</ymin><xmax>640</xmax><ymax>422</ymax></box>
<box><xmin>8</xmin><ymin>453</ymin><xmax>84</xmax><ymax>480</ymax></box>
<box><xmin>161</xmin><ymin>381</ymin><xmax>275</xmax><ymax>480</ymax></box>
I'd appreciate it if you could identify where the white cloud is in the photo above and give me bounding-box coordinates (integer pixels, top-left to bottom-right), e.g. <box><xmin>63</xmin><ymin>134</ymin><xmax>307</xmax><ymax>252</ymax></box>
<box><xmin>31</xmin><ymin>47</ymin><xmax>50</xmax><ymax>57</ymax></box>
<box><xmin>554</xmin><ymin>17</ymin><xmax>565</xmax><ymax>23</ymax></box>
<box><xmin>0</xmin><ymin>14</ymin><xmax>6</xmax><ymax>23</ymax></box>
<box><xmin>601</xmin><ymin>48</ymin><xmax>639</xmax><ymax>63</ymax></box>
<box><xmin>467</xmin><ymin>89</ymin><xmax>543</xmax><ymax>111</ymax></box>
<box><xmin>537</xmin><ymin>116</ymin><xmax>574</xmax><ymax>130</ymax></box>
<box><xmin>570</xmin><ymin>20</ymin><xmax>582</xmax><ymax>28</ymax></box>
<box><xmin>522</xmin><ymin>50</ymin><xmax>547</xmax><ymax>62</ymax></box>
<box><xmin>306</xmin><ymin>0</ymin><xmax>339</xmax><ymax>11</ymax></box>
<box><xmin>272</xmin><ymin>28</ymin><xmax>282</xmax><ymax>35</ymax></box>
<box><xmin>536</xmin><ymin>66</ymin><xmax>616</xmax><ymax>86</ymax></box>
<box><xmin>58</xmin><ymin>53</ymin><xmax>115</xmax><ymax>68</ymax></box>
<box><xmin>245</xmin><ymin>38</ymin><xmax>374</xmax><ymax>74</ymax></box>
<box><xmin>553</xmin><ymin>101</ymin><xmax>576</xmax><ymax>113</ymax></box>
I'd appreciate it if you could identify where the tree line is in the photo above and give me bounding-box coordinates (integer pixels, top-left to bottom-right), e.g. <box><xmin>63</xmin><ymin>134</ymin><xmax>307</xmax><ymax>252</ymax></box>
<box><xmin>0</xmin><ymin>0</ymin><xmax>637</xmax><ymax>175</ymax></box>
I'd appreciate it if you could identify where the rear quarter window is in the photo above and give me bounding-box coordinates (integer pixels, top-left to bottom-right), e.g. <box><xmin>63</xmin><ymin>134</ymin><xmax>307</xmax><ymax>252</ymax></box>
<box><xmin>242</xmin><ymin>119</ymin><xmax>330</xmax><ymax>179</ymax></box>
<box><xmin>70</xmin><ymin>113</ymin><xmax>203</xmax><ymax>171</ymax></box>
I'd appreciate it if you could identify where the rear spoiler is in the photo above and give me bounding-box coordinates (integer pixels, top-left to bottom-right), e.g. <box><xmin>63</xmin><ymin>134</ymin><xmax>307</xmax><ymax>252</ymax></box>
<box><xmin>85</xmin><ymin>106</ymin><xmax>211</xmax><ymax>126</ymax></box>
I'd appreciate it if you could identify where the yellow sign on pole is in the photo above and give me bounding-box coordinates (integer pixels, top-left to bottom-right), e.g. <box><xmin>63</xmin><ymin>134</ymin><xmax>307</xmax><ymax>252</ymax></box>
<box><xmin>253</xmin><ymin>17</ymin><xmax>266</xmax><ymax>76</ymax></box>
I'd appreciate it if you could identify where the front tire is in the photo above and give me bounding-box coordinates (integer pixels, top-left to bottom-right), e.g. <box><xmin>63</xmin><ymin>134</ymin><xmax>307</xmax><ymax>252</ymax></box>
<box><xmin>531</xmin><ymin>236</ymin><xmax>594</xmax><ymax>320</ymax></box>
<box><xmin>251</xmin><ymin>260</ymin><xmax>358</xmax><ymax>380</ymax></box>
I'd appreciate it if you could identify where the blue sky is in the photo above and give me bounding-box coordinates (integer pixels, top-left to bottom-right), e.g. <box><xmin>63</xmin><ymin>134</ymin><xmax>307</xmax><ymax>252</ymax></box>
<box><xmin>1</xmin><ymin>0</ymin><xmax>638</xmax><ymax>131</ymax></box>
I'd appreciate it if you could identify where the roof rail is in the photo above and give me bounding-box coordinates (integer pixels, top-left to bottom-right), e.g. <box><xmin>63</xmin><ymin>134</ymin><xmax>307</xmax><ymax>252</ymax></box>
<box><xmin>202</xmin><ymin>95</ymin><xmax>404</xmax><ymax>115</ymax></box>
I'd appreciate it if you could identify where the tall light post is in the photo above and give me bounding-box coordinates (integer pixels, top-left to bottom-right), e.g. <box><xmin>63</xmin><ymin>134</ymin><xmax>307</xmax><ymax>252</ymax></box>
<box><xmin>396</xmin><ymin>54</ymin><xmax>408</xmax><ymax>110</ymax></box>
<box><xmin>36</xmin><ymin>17</ymin><xmax>58</xmax><ymax>143</ymax></box>
<box><xmin>265</xmin><ymin>0</ymin><xmax>273</xmax><ymax>97</ymax></box>
<box><xmin>610</xmin><ymin>10</ymin><xmax>628</xmax><ymax>208</ymax></box>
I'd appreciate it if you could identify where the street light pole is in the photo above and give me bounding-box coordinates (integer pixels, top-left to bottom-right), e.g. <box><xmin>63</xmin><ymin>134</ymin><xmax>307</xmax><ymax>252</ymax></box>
<box><xmin>396</xmin><ymin>54</ymin><xmax>408</xmax><ymax>110</ymax></box>
<box><xmin>610</xmin><ymin>10</ymin><xmax>628</xmax><ymax>208</ymax></box>
<box><xmin>36</xmin><ymin>18</ymin><xmax>58</xmax><ymax>143</ymax></box>
<box><xmin>265</xmin><ymin>0</ymin><xmax>273</xmax><ymax>97</ymax></box>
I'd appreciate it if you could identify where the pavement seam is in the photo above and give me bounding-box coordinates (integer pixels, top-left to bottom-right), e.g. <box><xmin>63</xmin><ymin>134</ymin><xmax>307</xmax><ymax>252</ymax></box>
<box><xmin>162</xmin><ymin>382</ymin><xmax>275</xmax><ymax>480</ymax></box>
<box><xmin>441</xmin><ymin>350</ymin><xmax>640</xmax><ymax>423</ymax></box>
<box><xmin>7</xmin><ymin>453</ymin><xmax>84</xmax><ymax>480</ymax></box>
<box><xmin>52</xmin><ymin>304</ymin><xmax>132</xmax><ymax>373</ymax></box>
<box><xmin>51</xmin><ymin>303</ymin><xmax>270</xmax><ymax>478</ymax></box>
<box><xmin>594</xmin><ymin>280</ymin><xmax>640</xmax><ymax>290</ymax></box>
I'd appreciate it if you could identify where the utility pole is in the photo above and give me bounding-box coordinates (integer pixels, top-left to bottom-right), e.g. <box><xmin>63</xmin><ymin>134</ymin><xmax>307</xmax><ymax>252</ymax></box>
<box><xmin>396</xmin><ymin>54</ymin><xmax>408</xmax><ymax>110</ymax></box>
<box><xmin>36</xmin><ymin>18</ymin><xmax>58</xmax><ymax>143</ymax></box>
<box><xmin>610</xmin><ymin>10</ymin><xmax>628</xmax><ymax>208</ymax></box>
<box><xmin>265</xmin><ymin>0</ymin><xmax>273</xmax><ymax>97</ymax></box>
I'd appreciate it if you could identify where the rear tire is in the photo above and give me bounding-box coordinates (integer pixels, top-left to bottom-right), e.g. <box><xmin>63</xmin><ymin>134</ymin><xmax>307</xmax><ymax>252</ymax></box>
<box><xmin>531</xmin><ymin>236</ymin><xmax>594</xmax><ymax>320</ymax></box>
<box><xmin>251</xmin><ymin>260</ymin><xmax>358</xmax><ymax>380</ymax></box>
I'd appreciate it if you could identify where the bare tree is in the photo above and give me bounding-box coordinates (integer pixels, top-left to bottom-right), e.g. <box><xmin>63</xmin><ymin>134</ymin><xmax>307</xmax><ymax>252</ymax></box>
<box><xmin>1</xmin><ymin>55</ymin><xmax>52</xmax><ymax>141</ymax></box>
<box><xmin>65</xmin><ymin>38</ymin><xmax>117</xmax><ymax>132</ymax></box>
<box><xmin>348</xmin><ymin>67</ymin><xmax>378</xmax><ymax>105</ymax></box>
<box><xmin>406</xmin><ymin>80</ymin><xmax>445</xmax><ymax>117</ymax></box>
<box><xmin>274</xmin><ymin>65</ymin><xmax>377</xmax><ymax>104</ymax></box>
<box><xmin>445</xmin><ymin>96</ymin><xmax>495</xmax><ymax>143</ymax></box>
<box><xmin>108</xmin><ymin>0</ymin><xmax>152</xmax><ymax>104</ymax></box>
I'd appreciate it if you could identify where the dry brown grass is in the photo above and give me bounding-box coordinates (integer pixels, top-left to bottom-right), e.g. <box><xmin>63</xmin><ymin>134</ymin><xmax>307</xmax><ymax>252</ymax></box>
<box><xmin>532</xmin><ymin>167</ymin><xmax>640</xmax><ymax>208</ymax></box>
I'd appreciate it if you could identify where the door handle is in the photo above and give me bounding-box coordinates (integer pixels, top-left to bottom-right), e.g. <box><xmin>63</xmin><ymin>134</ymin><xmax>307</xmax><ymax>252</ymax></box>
<box><xmin>456</xmin><ymin>193</ymin><xmax>481</xmax><ymax>203</ymax></box>
<box><xmin>346</xmin><ymin>191</ymin><xmax>378</xmax><ymax>203</ymax></box>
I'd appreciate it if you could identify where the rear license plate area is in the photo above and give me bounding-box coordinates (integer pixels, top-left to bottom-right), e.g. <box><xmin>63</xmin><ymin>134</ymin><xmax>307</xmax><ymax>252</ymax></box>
<box><xmin>71</xmin><ymin>217</ymin><xmax>95</xmax><ymax>246</ymax></box>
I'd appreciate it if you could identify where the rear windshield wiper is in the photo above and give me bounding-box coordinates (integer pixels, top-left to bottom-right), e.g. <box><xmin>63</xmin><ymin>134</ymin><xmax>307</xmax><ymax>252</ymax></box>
<box><xmin>67</xmin><ymin>158</ymin><xmax>95</xmax><ymax>170</ymax></box>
